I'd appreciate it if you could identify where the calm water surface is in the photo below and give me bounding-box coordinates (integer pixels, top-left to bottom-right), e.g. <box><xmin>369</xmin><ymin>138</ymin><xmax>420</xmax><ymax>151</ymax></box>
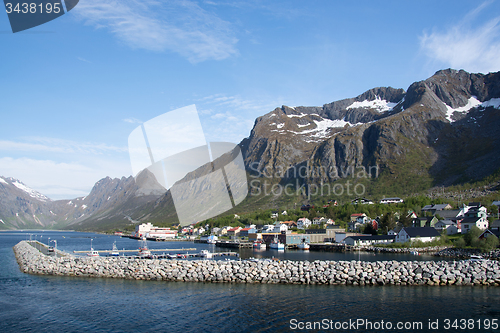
<box><xmin>1</xmin><ymin>231</ymin><xmax>499</xmax><ymax>333</ymax></box>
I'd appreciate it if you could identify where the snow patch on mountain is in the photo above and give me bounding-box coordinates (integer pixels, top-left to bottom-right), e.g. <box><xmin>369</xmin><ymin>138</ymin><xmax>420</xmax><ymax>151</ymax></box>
<box><xmin>12</xmin><ymin>180</ymin><xmax>50</xmax><ymax>201</ymax></box>
<box><xmin>444</xmin><ymin>97</ymin><xmax>500</xmax><ymax>122</ymax></box>
<box><xmin>347</xmin><ymin>96</ymin><xmax>398</xmax><ymax>113</ymax></box>
<box><xmin>287</xmin><ymin>113</ymin><xmax>308</xmax><ymax>118</ymax></box>
<box><xmin>0</xmin><ymin>177</ymin><xmax>7</xmax><ymax>184</ymax></box>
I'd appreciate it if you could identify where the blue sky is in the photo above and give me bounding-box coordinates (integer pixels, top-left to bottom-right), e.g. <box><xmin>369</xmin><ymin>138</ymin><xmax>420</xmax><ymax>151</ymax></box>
<box><xmin>1</xmin><ymin>0</ymin><xmax>500</xmax><ymax>199</ymax></box>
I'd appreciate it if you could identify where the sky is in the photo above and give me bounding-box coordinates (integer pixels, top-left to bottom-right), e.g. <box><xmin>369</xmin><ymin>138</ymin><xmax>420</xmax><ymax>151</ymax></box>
<box><xmin>1</xmin><ymin>0</ymin><xmax>500</xmax><ymax>200</ymax></box>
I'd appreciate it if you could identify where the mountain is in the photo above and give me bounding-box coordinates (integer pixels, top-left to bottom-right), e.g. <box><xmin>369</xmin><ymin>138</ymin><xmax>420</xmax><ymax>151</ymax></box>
<box><xmin>1</xmin><ymin>69</ymin><xmax>499</xmax><ymax>231</ymax></box>
<box><xmin>240</xmin><ymin>69</ymin><xmax>500</xmax><ymax>193</ymax></box>
<box><xmin>0</xmin><ymin>170</ymin><xmax>166</xmax><ymax>230</ymax></box>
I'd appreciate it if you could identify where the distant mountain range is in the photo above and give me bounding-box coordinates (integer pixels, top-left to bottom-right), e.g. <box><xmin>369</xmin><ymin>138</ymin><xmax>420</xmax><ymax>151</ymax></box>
<box><xmin>1</xmin><ymin>69</ymin><xmax>499</xmax><ymax>231</ymax></box>
<box><xmin>0</xmin><ymin>170</ymin><xmax>165</xmax><ymax>230</ymax></box>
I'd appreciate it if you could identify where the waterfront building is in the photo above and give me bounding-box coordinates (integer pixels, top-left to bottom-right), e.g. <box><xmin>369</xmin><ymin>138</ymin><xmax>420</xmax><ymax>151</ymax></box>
<box><xmin>395</xmin><ymin>227</ymin><xmax>440</xmax><ymax>243</ymax></box>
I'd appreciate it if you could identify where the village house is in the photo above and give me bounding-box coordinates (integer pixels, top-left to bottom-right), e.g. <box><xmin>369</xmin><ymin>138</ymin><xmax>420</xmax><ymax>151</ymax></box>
<box><xmin>280</xmin><ymin>221</ymin><xmax>297</xmax><ymax>229</ymax></box>
<box><xmin>413</xmin><ymin>216</ymin><xmax>439</xmax><ymax>228</ymax></box>
<box><xmin>395</xmin><ymin>227</ymin><xmax>441</xmax><ymax>243</ymax></box>
<box><xmin>379</xmin><ymin>197</ymin><xmax>404</xmax><ymax>204</ymax></box>
<box><xmin>273</xmin><ymin>224</ymin><xmax>288</xmax><ymax>233</ymax></box>
<box><xmin>460</xmin><ymin>205</ymin><xmax>488</xmax><ymax>232</ymax></box>
<box><xmin>342</xmin><ymin>235</ymin><xmax>395</xmax><ymax>246</ymax></box>
<box><xmin>297</xmin><ymin>217</ymin><xmax>312</xmax><ymax>229</ymax></box>
<box><xmin>350</xmin><ymin>213</ymin><xmax>369</xmax><ymax>223</ymax></box>
<box><xmin>226</xmin><ymin>227</ymin><xmax>242</xmax><ymax>237</ymax></box>
<box><xmin>433</xmin><ymin>220</ymin><xmax>459</xmax><ymax>235</ymax></box>
<box><xmin>479</xmin><ymin>229</ymin><xmax>500</xmax><ymax>241</ymax></box>
<box><xmin>421</xmin><ymin>203</ymin><xmax>453</xmax><ymax>214</ymax></box>
<box><xmin>239</xmin><ymin>227</ymin><xmax>256</xmax><ymax>238</ymax></box>
<box><xmin>262</xmin><ymin>224</ymin><xmax>275</xmax><ymax>233</ymax></box>
<box><xmin>348</xmin><ymin>221</ymin><xmax>363</xmax><ymax>232</ymax></box>
<box><xmin>461</xmin><ymin>217</ymin><xmax>489</xmax><ymax>233</ymax></box>
<box><xmin>351</xmin><ymin>198</ymin><xmax>374</xmax><ymax>205</ymax></box>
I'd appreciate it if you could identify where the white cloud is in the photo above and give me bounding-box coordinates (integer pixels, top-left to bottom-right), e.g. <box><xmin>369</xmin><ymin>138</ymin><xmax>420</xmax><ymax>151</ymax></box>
<box><xmin>420</xmin><ymin>2</ymin><xmax>500</xmax><ymax>73</ymax></box>
<box><xmin>73</xmin><ymin>0</ymin><xmax>238</xmax><ymax>63</ymax></box>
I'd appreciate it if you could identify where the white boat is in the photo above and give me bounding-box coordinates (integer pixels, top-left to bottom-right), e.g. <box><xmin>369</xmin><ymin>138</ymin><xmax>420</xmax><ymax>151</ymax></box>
<box><xmin>199</xmin><ymin>249</ymin><xmax>213</xmax><ymax>258</ymax></box>
<box><xmin>470</xmin><ymin>255</ymin><xmax>486</xmax><ymax>261</ymax></box>
<box><xmin>270</xmin><ymin>236</ymin><xmax>285</xmax><ymax>250</ymax></box>
<box><xmin>138</xmin><ymin>247</ymin><xmax>152</xmax><ymax>257</ymax></box>
<box><xmin>87</xmin><ymin>248</ymin><xmax>99</xmax><ymax>257</ymax></box>
<box><xmin>410</xmin><ymin>250</ymin><xmax>419</xmax><ymax>256</ymax></box>
<box><xmin>253</xmin><ymin>240</ymin><xmax>266</xmax><ymax>250</ymax></box>
<box><xmin>110</xmin><ymin>242</ymin><xmax>120</xmax><ymax>256</ymax></box>
<box><xmin>297</xmin><ymin>240</ymin><xmax>310</xmax><ymax>250</ymax></box>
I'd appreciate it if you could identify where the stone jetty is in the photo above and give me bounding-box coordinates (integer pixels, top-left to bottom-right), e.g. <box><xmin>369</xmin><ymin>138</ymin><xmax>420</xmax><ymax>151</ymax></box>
<box><xmin>13</xmin><ymin>241</ymin><xmax>500</xmax><ymax>286</ymax></box>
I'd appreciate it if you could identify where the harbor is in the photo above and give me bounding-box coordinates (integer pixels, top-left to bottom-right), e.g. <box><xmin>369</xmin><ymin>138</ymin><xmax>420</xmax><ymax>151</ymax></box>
<box><xmin>13</xmin><ymin>240</ymin><xmax>500</xmax><ymax>286</ymax></box>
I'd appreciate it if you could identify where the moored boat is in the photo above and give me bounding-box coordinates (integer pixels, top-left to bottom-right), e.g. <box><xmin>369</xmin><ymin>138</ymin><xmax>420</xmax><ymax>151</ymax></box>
<box><xmin>269</xmin><ymin>236</ymin><xmax>285</xmax><ymax>250</ymax></box>
<box><xmin>297</xmin><ymin>239</ymin><xmax>310</xmax><ymax>250</ymax></box>
<box><xmin>253</xmin><ymin>240</ymin><xmax>266</xmax><ymax>250</ymax></box>
<box><xmin>87</xmin><ymin>248</ymin><xmax>99</xmax><ymax>257</ymax></box>
<box><xmin>110</xmin><ymin>241</ymin><xmax>120</xmax><ymax>256</ymax></box>
<box><xmin>199</xmin><ymin>249</ymin><xmax>213</xmax><ymax>258</ymax></box>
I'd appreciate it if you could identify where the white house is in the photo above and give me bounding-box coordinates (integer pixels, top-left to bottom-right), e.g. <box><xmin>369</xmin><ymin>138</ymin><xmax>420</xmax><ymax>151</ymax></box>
<box><xmin>380</xmin><ymin>197</ymin><xmax>404</xmax><ymax>204</ymax></box>
<box><xmin>395</xmin><ymin>227</ymin><xmax>441</xmax><ymax>243</ymax></box>
<box><xmin>273</xmin><ymin>224</ymin><xmax>288</xmax><ymax>233</ymax></box>
<box><xmin>297</xmin><ymin>217</ymin><xmax>312</xmax><ymax>229</ymax></box>
<box><xmin>343</xmin><ymin>235</ymin><xmax>395</xmax><ymax>246</ymax></box>
<box><xmin>461</xmin><ymin>217</ymin><xmax>489</xmax><ymax>233</ymax></box>
<box><xmin>262</xmin><ymin>225</ymin><xmax>275</xmax><ymax>233</ymax></box>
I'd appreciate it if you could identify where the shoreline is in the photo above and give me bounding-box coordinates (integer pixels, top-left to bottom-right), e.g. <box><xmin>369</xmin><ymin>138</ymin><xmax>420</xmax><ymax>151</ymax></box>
<box><xmin>13</xmin><ymin>241</ymin><xmax>500</xmax><ymax>286</ymax></box>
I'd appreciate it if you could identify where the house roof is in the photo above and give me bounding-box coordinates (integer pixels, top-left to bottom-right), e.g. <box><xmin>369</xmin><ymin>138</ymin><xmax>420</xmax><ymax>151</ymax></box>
<box><xmin>240</xmin><ymin>228</ymin><xmax>252</xmax><ymax>231</ymax></box>
<box><xmin>461</xmin><ymin>217</ymin><xmax>482</xmax><ymax>224</ymax></box>
<box><xmin>480</xmin><ymin>229</ymin><xmax>500</xmax><ymax>238</ymax></box>
<box><xmin>381</xmin><ymin>197</ymin><xmax>402</xmax><ymax>201</ymax></box>
<box><xmin>435</xmin><ymin>210</ymin><xmax>461</xmax><ymax>219</ymax></box>
<box><xmin>402</xmin><ymin>227</ymin><xmax>440</xmax><ymax>238</ymax></box>
<box><xmin>351</xmin><ymin>213</ymin><xmax>366</xmax><ymax>217</ymax></box>
<box><xmin>468</xmin><ymin>202</ymin><xmax>481</xmax><ymax>207</ymax></box>
<box><xmin>347</xmin><ymin>235</ymin><xmax>396</xmax><ymax>241</ymax></box>
<box><xmin>435</xmin><ymin>220</ymin><xmax>455</xmax><ymax>226</ymax></box>
<box><xmin>228</xmin><ymin>227</ymin><xmax>241</xmax><ymax>232</ymax></box>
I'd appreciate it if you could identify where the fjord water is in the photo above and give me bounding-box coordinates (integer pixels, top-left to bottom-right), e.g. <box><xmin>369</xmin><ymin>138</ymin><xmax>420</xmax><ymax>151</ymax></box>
<box><xmin>1</xmin><ymin>231</ymin><xmax>499</xmax><ymax>333</ymax></box>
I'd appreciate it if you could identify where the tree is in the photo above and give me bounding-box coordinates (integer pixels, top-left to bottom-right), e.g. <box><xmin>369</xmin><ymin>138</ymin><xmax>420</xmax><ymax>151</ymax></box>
<box><xmin>399</xmin><ymin>212</ymin><xmax>413</xmax><ymax>228</ymax></box>
<box><xmin>363</xmin><ymin>222</ymin><xmax>377</xmax><ymax>235</ymax></box>
<box><xmin>379</xmin><ymin>212</ymin><xmax>396</xmax><ymax>234</ymax></box>
<box><xmin>464</xmin><ymin>226</ymin><xmax>483</xmax><ymax>246</ymax></box>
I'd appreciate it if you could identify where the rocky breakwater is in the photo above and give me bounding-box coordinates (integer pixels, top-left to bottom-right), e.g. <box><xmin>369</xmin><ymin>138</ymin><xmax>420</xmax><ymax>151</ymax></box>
<box><xmin>13</xmin><ymin>241</ymin><xmax>500</xmax><ymax>286</ymax></box>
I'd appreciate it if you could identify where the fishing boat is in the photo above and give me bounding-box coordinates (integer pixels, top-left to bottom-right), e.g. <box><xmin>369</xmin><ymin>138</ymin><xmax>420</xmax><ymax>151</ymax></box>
<box><xmin>87</xmin><ymin>239</ymin><xmax>99</xmax><ymax>257</ymax></box>
<box><xmin>199</xmin><ymin>249</ymin><xmax>213</xmax><ymax>259</ymax></box>
<box><xmin>269</xmin><ymin>236</ymin><xmax>285</xmax><ymax>250</ymax></box>
<box><xmin>110</xmin><ymin>241</ymin><xmax>120</xmax><ymax>257</ymax></box>
<box><xmin>297</xmin><ymin>239</ymin><xmax>310</xmax><ymax>250</ymax></box>
<box><xmin>87</xmin><ymin>248</ymin><xmax>99</xmax><ymax>257</ymax></box>
<box><xmin>469</xmin><ymin>255</ymin><xmax>486</xmax><ymax>261</ymax></box>
<box><xmin>138</xmin><ymin>246</ymin><xmax>152</xmax><ymax>258</ymax></box>
<box><xmin>253</xmin><ymin>240</ymin><xmax>266</xmax><ymax>250</ymax></box>
<box><xmin>138</xmin><ymin>240</ymin><xmax>152</xmax><ymax>258</ymax></box>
